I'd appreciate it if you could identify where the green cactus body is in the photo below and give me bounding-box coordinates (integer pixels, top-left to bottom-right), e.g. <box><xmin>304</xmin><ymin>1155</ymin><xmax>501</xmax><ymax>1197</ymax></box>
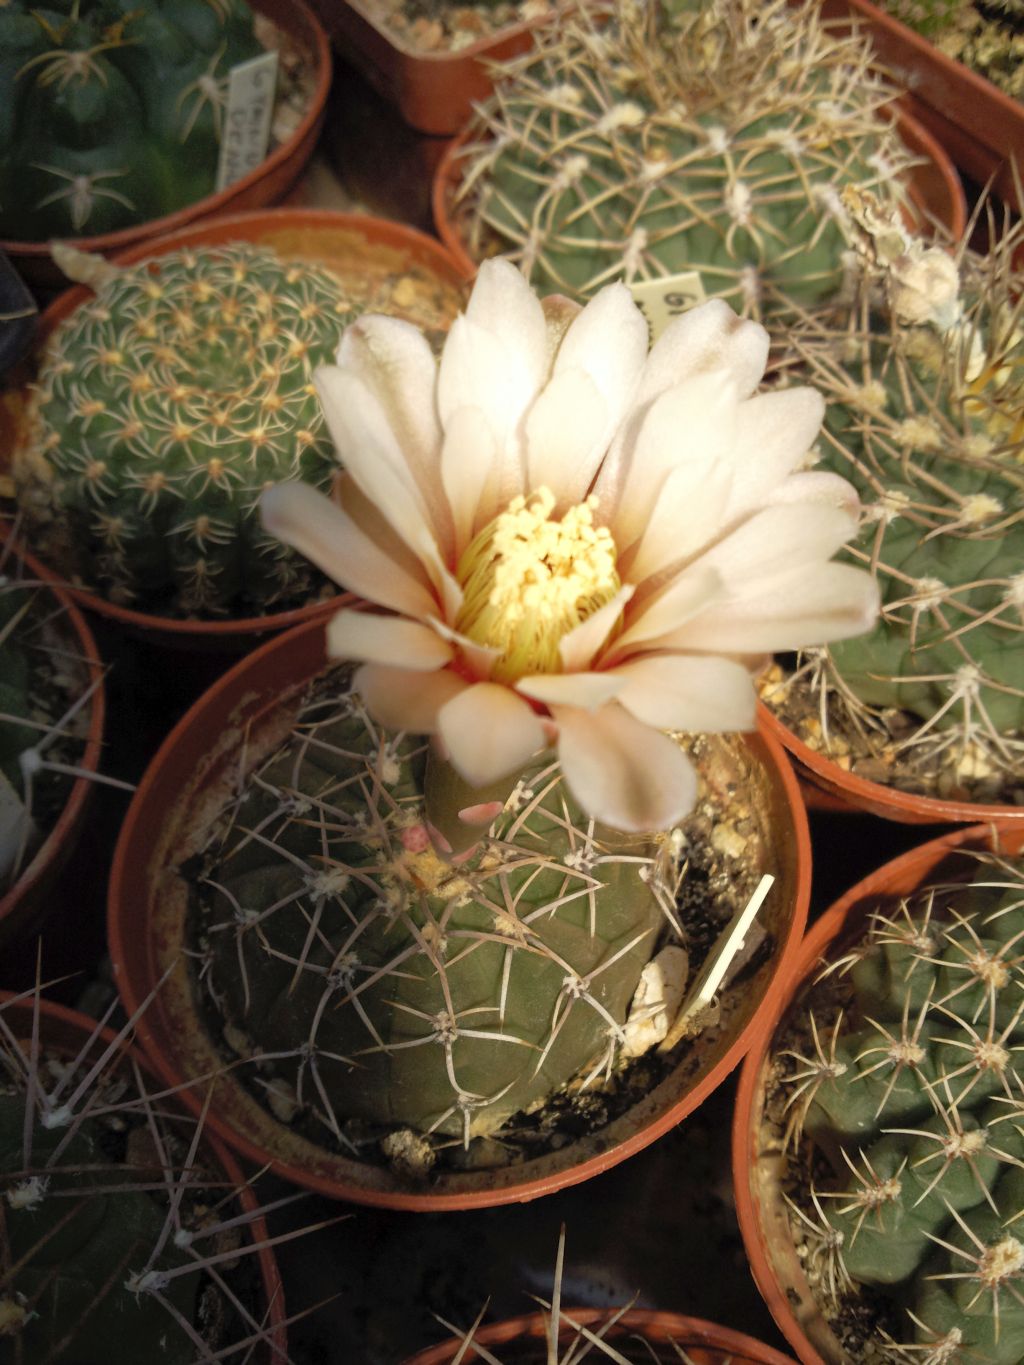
<box><xmin>452</xmin><ymin>0</ymin><xmax>914</xmax><ymax>320</ymax></box>
<box><xmin>787</xmin><ymin>234</ymin><xmax>1024</xmax><ymax>792</ymax></box>
<box><xmin>0</xmin><ymin>0</ymin><xmax>265</xmax><ymax>240</ymax></box>
<box><xmin>190</xmin><ymin>672</ymin><xmax>668</xmax><ymax>1152</ymax></box>
<box><xmin>15</xmin><ymin>244</ymin><xmax>359</xmax><ymax>618</ymax></box>
<box><xmin>779</xmin><ymin>858</ymin><xmax>1024</xmax><ymax>1361</ymax></box>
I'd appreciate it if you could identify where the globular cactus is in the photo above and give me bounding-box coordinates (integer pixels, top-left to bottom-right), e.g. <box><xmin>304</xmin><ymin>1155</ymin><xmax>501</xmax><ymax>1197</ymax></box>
<box><xmin>450</xmin><ymin>0</ymin><xmax>916</xmax><ymax>322</ymax></box>
<box><xmin>768</xmin><ymin>196</ymin><xmax>1024</xmax><ymax>806</ymax></box>
<box><xmin>776</xmin><ymin>852</ymin><xmax>1024</xmax><ymax>1362</ymax></box>
<box><xmin>881</xmin><ymin>0</ymin><xmax>1024</xmax><ymax>100</ymax></box>
<box><xmin>0</xmin><ymin>0</ymin><xmax>266</xmax><ymax>240</ymax></box>
<box><xmin>15</xmin><ymin>243</ymin><xmax>360</xmax><ymax>618</ymax></box>
<box><xmin>0</xmin><ymin>989</ymin><xmax>306</xmax><ymax>1363</ymax></box>
<box><xmin>188</xmin><ymin>668</ymin><xmax>701</xmax><ymax>1165</ymax></box>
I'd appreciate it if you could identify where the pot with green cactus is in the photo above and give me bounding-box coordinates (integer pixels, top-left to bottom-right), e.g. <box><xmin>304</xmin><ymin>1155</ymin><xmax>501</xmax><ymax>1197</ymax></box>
<box><xmin>108</xmin><ymin>259</ymin><xmax>883</xmax><ymax>1208</ymax></box>
<box><xmin>0</xmin><ymin>985</ymin><xmax>312</xmax><ymax>1363</ymax></box>
<box><xmin>432</xmin><ymin>0</ymin><xmax>965</xmax><ymax>327</ymax></box>
<box><xmin>0</xmin><ymin>529</ymin><xmax>105</xmax><ymax>947</ymax></box>
<box><xmin>9</xmin><ymin>208</ymin><xmax>469</xmax><ymax>648</ymax></box>
<box><xmin>817</xmin><ymin>0</ymin><xmax>1024</xmax><ymax>213</ymax></box>
<box><xmin>733</xmin><ymin>821</ymin><xmax>1024</xmax><ymax>1364</ymax></box>
<box><xmin>0</xmin><ymin>0</ymin><xmax>332</xmax><ymax>293</ymax></box>
<box><xmin>758</xmin><ymin>189</ymin><xmax>1024</xmax><ymax>822</ymax></box>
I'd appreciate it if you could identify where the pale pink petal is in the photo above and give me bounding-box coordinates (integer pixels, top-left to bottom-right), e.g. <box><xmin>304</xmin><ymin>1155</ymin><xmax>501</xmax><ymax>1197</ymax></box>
<box><xmin>558</xmin><ymin>584</ymin><xmax>634</xmax><ymax>672</ymax></box>
<box><xmin>260</xmin><ymin>481</ymin><xmax>436</xmax><ymax>619</ymax></box>
<box><xmin>315</xmin><ymin>367</ymin><xmax>462</xmax><ymax>620</ymax></box>
<box><xmin>600</xmin><ymin>370</ymin><xmax>738</xmax><ymax>549</ymax></box>
<box><xmin>659</xmin><ymin>562</ymin><xmax>880</xmax><ymax>653</ymax></box>
<box><xmin>438</xmin><ymin>683</ymin><xmax>549</xmax><ymax>786</ymax></box>
<box><xmin>553</xmin><ymin>703</ymin><xmax>699</xmax><ymax>832</ymax></box>
<box><xmin>623</xmin><ymin>457</ymin><xmax>733</xmax><ymax>585</ymax></box>
<box><xmin>524</xmin><ymin>369</ymin><xmax>608</xmax><ymax>508</ymax></box>
<box><xmin>541</xmin><ymin>293</ymin><xmax>582</xmax><ymax>368</ymax></box>
<box><xmin>595</xmin><ymin>300</ymin><xmax>769</xmax><ymax>516</ymax></box>
<box><xmin>516</xmin><ymin>671</ymin><xmax>625</xmax><ymax>711</ymax></box>
<box><xmin>428</xmin><ymin>615</ymin><xmax>499</xmax><ymax>680</ymax></box>
<box><xmin>612</xmin><ymin>655</ymin><xmax>757</xmax><ymax>733</ymax></box>
<box><xmin>440</xmin><ymin>405</ymin><xmax>498</xmax><ymax>557</ymax></box>
<box><xmin>326</xmin><ymin>609</ymin><xmax>453</xmax><ymax>669</ymax></box>
<box><xmin>603</xmin><ymin>567</ymin><xmax>724</xmax><ymax>666</ymax></box>
<box><xmin>689</xmin><ymin>503</ymin><xmax>858</xmax><ymax>582</ymax></box>
<box><xmin>335</xmin><ymin>315</ymin><xmax>451</xmax><ymax>557</ymax></box>
<box><xmin>722</xmin><ymin>387</ymin><xmax>825</xmax><ymax>523</ymax></box>
<box><xmin>355</xmin><ymin>663</ymin><xmax>468</xmax><ymax>733</ymax></box>
<box><xmin>768</xmin><ymin>470</ymin><xmax>861</xmax><ymax>513</ymax></box>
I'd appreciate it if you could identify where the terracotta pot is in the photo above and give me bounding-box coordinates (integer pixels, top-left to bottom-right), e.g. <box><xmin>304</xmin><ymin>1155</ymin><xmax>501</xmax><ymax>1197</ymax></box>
<box><xmin>402</xmin><ymin>1307</ymin><xmax>798</xmax><ymax>1364</ymax></box>
<box><xmin>759</xmin><ymin>702</ymin><xmax>1024</xmax><ymax>827</ymax></box>
<box><xmin>0</xmin><ymin>532</ymin><xmax>105</xmax><ymax>948</ymax></box>
<box><xmin>732</xmin><ymin>821</ymin><xmax>1024</xmax><ymax>1365</ymax></box>
<box><xmin>2</xmin><ymin>0</ymin><xmax>332</xmax><ymax>295</ymax></box>
<box><xmin>433</xmin><ymin>104</ymin><xmax>967</xmax><ymax>280</ymax></box>
<box><xmin>0</xmin><ymin>991</ymin><xmax>287</xmax><ymax>1362</ymax></box>
<box><xmin>5</xmin><ymin>207</ymin><xmax>470</xmax><ymax>654</ymax></box>
<box><xmin>818</xmin><ymin>0</ymin><xmax>1024</xmax><ymax>214</ymax></box>
<box><xmin>307</xmin><ymin>0</ymin><xmax>554</xmax><ymax>136</ymax></box>
<box><xmin>108</xmin><ymin>617</ymin><xmax>811</xmax><ymax>1211</ymax></box>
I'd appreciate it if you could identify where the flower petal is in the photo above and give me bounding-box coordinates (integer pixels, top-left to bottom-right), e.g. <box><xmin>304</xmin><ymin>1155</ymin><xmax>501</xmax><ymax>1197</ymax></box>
<box><xmin>335</xmin><ymin>314</ymin><xmax>451</xmax><ymax>556</ymax></box>
<box><xmin>768</xmin><ymin>470</ymin><xmax>861</xmax><ymax>513</ymax></box>
<box><xmin>603</xmin><ymin>566</ymin><xmax>725</xmax><ymax>666</ymax></box>
<box><xmin>721</xmin><ymin>387</ymin><xmax>825</xmax><ymax>523</ymax></box>
<box><xmin>524</xmin><ymin>368</ymin><xmax>608</xmax><ymax>509</ymax></box>
<box><xmin>356</xmin><ymin>663</ymin><xmax>468</xmax><ymax>733</ymax></box>
<box><xmin>259</xmin><ymin>481</ymin><xmax>436</xmax><ymax>619</ymax></box>
<box><xmin>327</xmin><ymin>609</ymin><xmax>453</xmax><ymax>669</ymax></box>
<box><xmin>689</xmin><ymin>503</ymin><xmax>858</xmax><ymax>582</ymax></box>
<box><xmin>558</xmin><ymin>583</ymin><xmax>634</xmax><ymax>672</ymax></box>
<box><xmin>612</xmin><ymin>654</ymin><xmax>757</xmax><ymax>733</ymax></box>
<box><xmin>438</xmin><ymin>683</ymin><xmax>549</xmax><ymax>786</ymax></box>
<box><xmin>553</xmin><ymin>703</ymin><xmax>699</xmax><ymax>832</ymax></box>
<box><xmin>429</xmin><ymin>614</ymin><xmax>499</xmax><ymax>680</ymax></box>
<box><xmin>517</xmin><ymin>670</ymin><xmax>625</xmax><ymax>711</ymax></box>
<box><xmin>661</xmin><ymin>562</ymin><xmax>881</xmax><ymax>652</ymax></box>
<box><xmin>440</xmin><ymin>404</ymin><xmax>499</xmax><ymax>558</ymax></box>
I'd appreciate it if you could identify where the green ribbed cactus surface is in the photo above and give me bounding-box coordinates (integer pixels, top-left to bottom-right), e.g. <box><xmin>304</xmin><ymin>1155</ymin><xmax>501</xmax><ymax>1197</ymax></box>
<box><xmin>189</xmin><ymin>671</ymin><xmax>668</xmax><ymax>1155</ymax></box>
<box><xmin>15</xmin><ymin>243</ymin><xmax>358</xmax><ymax>618</ymax></box>
<box><xmin>0</xmin><ymin>0</ymin><xmax>266</xmax><ymax>240</ymax></box>
<box><xmin>777</xmin><ymin>853</ymin><xmax>1024</xmax><ymax>1361</ymax></box>
<box><xmin>451</xmin><ymin>0</ymin><xmax>914</xmax><ymax>321</ymax></box>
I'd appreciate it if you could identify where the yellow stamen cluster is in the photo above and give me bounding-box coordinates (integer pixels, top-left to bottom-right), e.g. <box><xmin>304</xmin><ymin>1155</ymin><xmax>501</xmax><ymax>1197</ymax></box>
<box><xmin>455</xmin><ymin>486</ymin><xmax>621</xmax><ymax>684</ymax></box>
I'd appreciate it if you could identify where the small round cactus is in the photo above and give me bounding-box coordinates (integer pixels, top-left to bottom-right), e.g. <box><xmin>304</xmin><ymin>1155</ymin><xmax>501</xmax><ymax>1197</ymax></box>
<box><xmin>766</xmin><ymin>194</ymin><xmax>1024</xmax><ymax>806</ymax></box>
<box><xmin>450</xmin><ymin>0</ymin><xmax>916</xmax><ymax>322</ymax></box>
<box><xmin>0</xmin><ymin>0</ymin><xmax>266</xmax><ymax>240</ymax></box>
<box><xmin>15</xmin><ymin>243</ymin><xmax>361</xmax><ymax>618</ymax></box>
<box><xmin>774</xmin><ymin>850</ymin><xmax>1024</xmax><ymax>1362</ymax></box>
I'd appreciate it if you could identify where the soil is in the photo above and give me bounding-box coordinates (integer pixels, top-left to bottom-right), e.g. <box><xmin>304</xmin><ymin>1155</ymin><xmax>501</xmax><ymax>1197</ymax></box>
<box><xmin>183</xmin><ymin>665</ymin><xmax>783</xmax><ymax>1186</ymax></box>
<box><xmin>351</xmin><ymin>0</ymin><xmax>555</xmax><ymax>53</ymax></box>
<box><xmin>760</xmin><ymin>655</ymin><xmax>1024</xmax><ymax>810</ymax></box>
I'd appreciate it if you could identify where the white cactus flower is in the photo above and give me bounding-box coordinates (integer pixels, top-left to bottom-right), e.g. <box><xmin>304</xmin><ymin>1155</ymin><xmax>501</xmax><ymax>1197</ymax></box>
<box><xmin>262</xmin><ymin>260</ymin><xmax>877</xmax><ymax>833</ymax></box>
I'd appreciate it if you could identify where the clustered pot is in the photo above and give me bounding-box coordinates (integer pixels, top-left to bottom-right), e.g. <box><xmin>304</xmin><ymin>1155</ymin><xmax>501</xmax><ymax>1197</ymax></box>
<box><xmin>733</xmin><ymin>821</ymin><xmax>1024</xmax><ymax>1363</ymax></box>
<box><xmin>108</xmin><ymin>615</ymin><xmax>811</xmax><ymax>1211</ymax></box>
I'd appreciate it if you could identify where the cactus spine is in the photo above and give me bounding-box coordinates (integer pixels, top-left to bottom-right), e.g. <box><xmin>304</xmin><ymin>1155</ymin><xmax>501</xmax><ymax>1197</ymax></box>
<box><xmin>451</xmin><ymin>0</ymin><xmax>916</xmax><ymax>322</ymax></box>
<box><xmin>15</xmin><ymin>244</ymin><xmax>361</xmax><ymax>618</ymax></box>
<box><xmin>776</xmin><ymin>851</ymin><xmax>1024</xmax><ymax>1362</ymax></box>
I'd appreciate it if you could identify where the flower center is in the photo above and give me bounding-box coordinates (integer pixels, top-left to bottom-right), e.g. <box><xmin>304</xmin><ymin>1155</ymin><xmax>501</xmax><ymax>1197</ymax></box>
<box><xmin>454</xmin><ymin>487</ymin><xmax>621</xmax><ymax>684</ymax></box>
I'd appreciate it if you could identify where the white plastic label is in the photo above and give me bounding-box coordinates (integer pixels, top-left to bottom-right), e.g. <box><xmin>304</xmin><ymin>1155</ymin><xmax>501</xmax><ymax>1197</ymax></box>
<box><xmin>629</xmin><ymin>271</ymin><xmax>706</xmax><ymax>342</ymax></box>
<box><xmin>216</xmin><ymin>51</ymin><xmax>280</xmax><ymax>193</ymax></box>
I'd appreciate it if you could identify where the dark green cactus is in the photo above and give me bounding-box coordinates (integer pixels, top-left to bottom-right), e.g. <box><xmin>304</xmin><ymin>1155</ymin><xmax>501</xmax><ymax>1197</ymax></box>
<box><xmin>15</xmin><ymin>243</ymin><xmax>360</xmax><ymax>618</ymax></box>
<box><xmin>189</xmin><ymin>670</ymin><xmax>669</xmax><ymax>1156</ymax></box>
<box><xmin>774</xmin><ymin>202</ymin><xmax>1024</xmax><ymax>804</ymax></box>
<box><xmin>451</xmin><ymin>0</ymin><xmax>915</xmax><ymax>322</ymax></box>
<box><xmin>0</xmin><ymin>0</ymin><xmax>265</xmax><ymax>240</ymax></box>
<box><xmin>777</xmin><ymin>853</ymin><xmax>1024</xmax><ymax>1362</ymax></box>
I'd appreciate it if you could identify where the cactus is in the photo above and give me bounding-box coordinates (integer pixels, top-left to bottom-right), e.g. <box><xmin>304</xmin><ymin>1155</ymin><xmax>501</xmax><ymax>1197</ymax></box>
<box><xmin>775</xmin><ymin>851</ymin><xmax>1024</xmax><ymax>1362</ymax></box>
<box><xmin>0</xmin><ymin>987</ymin><xmax>320</xmax><ymax>1363</ymax></box>
<box><xmin>184</xmin><ymin>664</ymin><xmax>765</xmax><ymax>1171</ymax></box>
<box><xmin>764</xmin><ymin>194</ymin><xmax>1024</xmax><ymax>806</ymax></box>
<box><xmin>880</xmin><ymin>0</ymin><xmax>1024</xmax><ymax>100</ymax></box>
<box><xmin>14</xmin><ymin>243</ymin><xmax>362</xmax><ymax>619</ymax></box>
<box><xmin>450</xmin><ymin>0</ymin><xmax>917</xmax><ymax>322</ymax></box>
<box><xmin>0</xmin><ymin>0</ymin><xmax>267</xmax><ymax>240</ymax></box>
